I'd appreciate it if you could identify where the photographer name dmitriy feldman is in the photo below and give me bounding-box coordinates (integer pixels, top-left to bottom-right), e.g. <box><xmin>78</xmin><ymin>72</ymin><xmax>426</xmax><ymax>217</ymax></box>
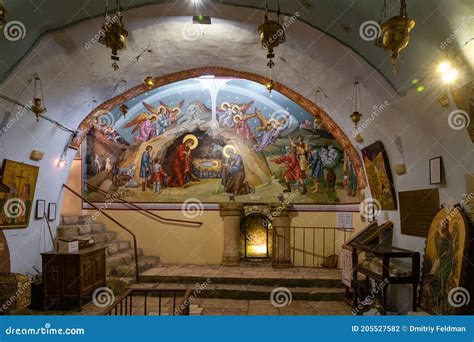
<box><xmin>410</xmin><ymin>325</ymin><xmax>466</xmax><ymax>333</ymax></box>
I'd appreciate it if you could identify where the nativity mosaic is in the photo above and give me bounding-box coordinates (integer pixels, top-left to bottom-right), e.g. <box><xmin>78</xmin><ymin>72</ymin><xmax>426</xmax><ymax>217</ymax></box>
<box><xmin>82</xmin><ymin>77</ymin><xmax>360</xmax><ymax>206</ymax></box>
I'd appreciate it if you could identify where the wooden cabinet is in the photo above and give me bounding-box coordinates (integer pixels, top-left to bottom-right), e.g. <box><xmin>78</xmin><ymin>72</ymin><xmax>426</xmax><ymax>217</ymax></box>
<box><xmin>42</xmin><ymin>245</ymin><xmax>106</xmax><ymax>310</ymax></box>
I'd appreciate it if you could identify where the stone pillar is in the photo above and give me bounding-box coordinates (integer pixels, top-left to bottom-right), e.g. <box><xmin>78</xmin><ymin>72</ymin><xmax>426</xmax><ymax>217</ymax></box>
<box><xmin>271</xmin><ymin>205</ymin><xmax>292</xmax><ymax>268</ymax></box>
<box><xmin>220</xmin><ymin>203</ymin><xmax>244</xmax><ymax>266</ymax></box>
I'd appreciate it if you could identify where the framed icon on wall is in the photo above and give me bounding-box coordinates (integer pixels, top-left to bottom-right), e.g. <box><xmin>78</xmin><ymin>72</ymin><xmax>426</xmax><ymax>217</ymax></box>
<box><xmin>47</xmin><ymin>203</ymin><xmax>57</xmax><ymax>222</ymax></box>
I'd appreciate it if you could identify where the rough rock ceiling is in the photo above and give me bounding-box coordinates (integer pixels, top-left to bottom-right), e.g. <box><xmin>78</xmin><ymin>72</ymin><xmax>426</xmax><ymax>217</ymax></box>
<box><xmin>0</xmin><ymin>0</ymin><xmax>472</xmax><ymax>90</ymax></box>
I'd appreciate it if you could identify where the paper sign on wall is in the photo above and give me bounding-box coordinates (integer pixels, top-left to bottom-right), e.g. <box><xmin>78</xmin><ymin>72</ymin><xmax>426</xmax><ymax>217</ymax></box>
<box><xmin>337</xmin><ymin>212</ymin><xmax>352</xmax><ymax>229</ymax></box>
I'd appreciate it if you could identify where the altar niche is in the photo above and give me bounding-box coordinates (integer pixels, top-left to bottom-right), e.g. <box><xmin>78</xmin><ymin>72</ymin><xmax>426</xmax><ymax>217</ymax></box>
<box><xmin>240</xmin><ymin>213</ymin><xmax>273</xmax><ymax>260</ymax></box>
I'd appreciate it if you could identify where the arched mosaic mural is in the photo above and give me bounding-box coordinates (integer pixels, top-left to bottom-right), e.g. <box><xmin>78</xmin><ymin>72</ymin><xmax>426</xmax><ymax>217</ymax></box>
<box><xmin>77</xmin><ymin>68</ymin><xmax>365</xmax><ymax>208</ymax></box>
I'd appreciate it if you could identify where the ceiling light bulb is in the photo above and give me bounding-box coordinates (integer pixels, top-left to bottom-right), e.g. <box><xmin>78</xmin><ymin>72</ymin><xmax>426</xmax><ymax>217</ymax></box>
<box><xmin>437</xmin><ymin>61</ymin><xmax>452</xmax><ymax>73</ymax></box>
<box><xmin>58</xmin><ymin>158</ymin><xmax>67</xmax><ymax>168</ymax></box>
<box><xmin>442</xmin><ymin>69</ymin><xmax>459</xmax><ymax>83</ymax></box>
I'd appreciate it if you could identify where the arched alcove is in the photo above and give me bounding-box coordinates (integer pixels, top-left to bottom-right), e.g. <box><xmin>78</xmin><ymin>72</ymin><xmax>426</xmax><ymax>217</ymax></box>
<box><xmin>77</xmin><ymin>67</ymin><xmax>367</xmax><ymax>208</ymax></box>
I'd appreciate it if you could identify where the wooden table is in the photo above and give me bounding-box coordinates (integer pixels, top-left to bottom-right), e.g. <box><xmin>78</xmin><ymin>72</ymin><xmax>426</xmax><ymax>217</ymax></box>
<box><xmin>42</xmin><ymin>245</ymin><xmax>107</xmax><ymax>310</ymax></box>
<box><xmin>352</xmin><ymin>243</ymin><xmax>420</xmax><ymax>313</ymax></box>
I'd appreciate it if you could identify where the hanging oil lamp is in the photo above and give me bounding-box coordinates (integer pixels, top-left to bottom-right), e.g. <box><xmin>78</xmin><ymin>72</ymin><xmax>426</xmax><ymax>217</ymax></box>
<box><xmin>31</xmin><ymin>75</ymin><xmax>46</xmax><ymax>121</ymax></box>
<box><xmin>0</xmin><ymin>1</ymin><xmax>7</xmax><ymax>28</ymax></box>
<box><xmin>119</xmin><ymin>79</ymin><xmax>129</xmax><ymax>117</ymax></box>
<box><xmin>144</xmin><ymin>76</ymin><xmax>154</xmax><ymax>89</ymax></box>
<box><xmin>258</xmin><ymin>0</ymin><xmax>285</xmax><ymax>69</ymax></box>
<box><xmin>350</xmin><ymin>80</ymin><xmax>364</xmax><ymax>143</ymax></box>
<box><xmin>258</xmin><ymin>0</ymin><xmax>284</xmax><ymax>93</ymax></box>
<box><xmin>119</xmin><ymin>103</ymin><xmax>129</xmax><ymax>117</ymax></box>
<box><xmin>350</xmin><ymin>80</ymin><xmax>362</xmax><ymax>127</ymax></box>
<box><xmin>376</xmin><ymin>0</ymin><xmax>415</xmax><ymax>76</ymax></box>
<box><xmin>99</xmin><ymin>0</ymin><xmax>128</xmax><ymax>71</ymax></box>
<box><xmin>265</xmin><ymin>79</ymin><xmax>275</xmax><ymax>92</ymax></box>
<box><xmin>143</xmin><ymin>49</ymin><xmax>155</xmax><ymax>90</ymax></box>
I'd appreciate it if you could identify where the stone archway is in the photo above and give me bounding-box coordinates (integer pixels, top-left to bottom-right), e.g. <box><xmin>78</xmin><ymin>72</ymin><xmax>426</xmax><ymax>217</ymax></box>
<box><xmin>71</xmin><ymin>67</ymin><xmax>367</xmax><ymax>189</ymax></box>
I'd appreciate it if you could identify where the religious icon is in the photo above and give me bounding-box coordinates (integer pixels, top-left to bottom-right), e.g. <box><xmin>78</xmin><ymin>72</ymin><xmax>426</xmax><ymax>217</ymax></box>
<box><xmin>221</xmin><ymin>145</ymin><xmax>253</xmax><ymax>196</ymax></box>
<box><xmin>123</xmin><ymin>112</ymin><xmax>158</xmax><ymax>142</ymax></box>
<box><xmin>272</xmin><ymin>146</ymin><xmax>307</xmax><ymax>194</ymax></box>
<box><xmin>168</xmin><ymin>134</ymin><xmax>199</xmax><ymax>188</ymax></box>
<box><xmin>420</xmin><ymin>207</ymin><xmax>474</xmax><ymax>315</ymax></box>
<box><xmin>361</xmin><ymin>141</ymin><xmax>397</xmax><ymax>210</ymax></box>
<box><xmin>253</xmin><ymin>109</ymin><xmax>290</xmax><ymax>152</ymax></box>
<box><xmin>82</xmin><ymin>77</ymin><xmax>361</xmax><ymax>207</ymax></box>
<box><xmin>0</xmin><ymin>160</ymin><xmax>40</xmax><ymax>229</ymax></box>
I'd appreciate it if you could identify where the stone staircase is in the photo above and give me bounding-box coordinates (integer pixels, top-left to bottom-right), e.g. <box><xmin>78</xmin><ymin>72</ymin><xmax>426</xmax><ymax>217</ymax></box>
<box><xmin>139</xmin><ymin>264</ymin><xmax>347</xmax><ymax>302</ymax></box>
<box><xmin>57</xmin><ymin>214</ymin><xmax>161</xmax><ymax>293</ymax></box>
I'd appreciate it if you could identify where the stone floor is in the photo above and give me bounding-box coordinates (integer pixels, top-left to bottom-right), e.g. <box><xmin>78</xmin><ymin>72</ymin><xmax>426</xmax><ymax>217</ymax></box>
<box><xmin>195</xmin><ymin>299</ymin><xmax>351</xmax><ymax>315</ymax></box>
<box><xmin>14</xmin><ymin>297</ymin><xmax>351</xmax><ymax>316</ymax></box>
<box><xmin>141</xmin><ymin>264</ymin><xmax>342</xmax><ymax>280</ymax></box>
<box><xmin>12</xmin><ymin>265</ymin><xmax>351</xmax><ymax>316</ymax></box>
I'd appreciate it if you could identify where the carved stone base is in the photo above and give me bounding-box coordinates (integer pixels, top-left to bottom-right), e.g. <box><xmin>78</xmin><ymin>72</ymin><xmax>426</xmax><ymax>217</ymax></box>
<box><xmin>272</xmin><ymin>259</ymin><xmax>293</xmax><ymax>268</ymax></box>
<box><xmin>221</xmin><ymin>255</ymin><xmax>241</xmax><ymax>266</ymax></box>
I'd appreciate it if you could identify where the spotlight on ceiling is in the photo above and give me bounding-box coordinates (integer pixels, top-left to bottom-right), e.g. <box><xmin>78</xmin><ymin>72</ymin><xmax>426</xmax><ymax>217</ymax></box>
<box><xmin>437</xmin><ymin>61</ymin><xmax>452</xmax><ymax>73</ymax></box>
<box><xmin>437</xmin><ymin>60</ymin><xmax>459</xmax><ymax>84</ymax></box>
<box><xmin>442</xmin><ymin>69</ymin><xmax>459</xmax><ymax>84</ymax></box>
<box><xmin>193</xmin><ymin>14</ymin><xmax>211</xmax><ymax>25</ymax></box>
<box><xmin>192</xmin><ymin>0</ymin><xmax>211</xmax><ymax>24</ymax></box>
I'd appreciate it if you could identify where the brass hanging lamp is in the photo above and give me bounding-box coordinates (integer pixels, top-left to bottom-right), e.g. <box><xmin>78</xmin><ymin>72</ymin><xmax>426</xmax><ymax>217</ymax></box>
<box><xmin>376</xmin><ymin>0</ymin><xmax>415</xmax><ymax>76</ymax></box>
<box><xmin>350</xmin><ymin>80</ymin><xmax>364</xmax><ymax>143</ymax></box>
<box><xmin>119</xmin><ymin>79</ymin><xmax>129</xmax><ymax>117</ymax></box>
<box><xmin>99</xmin><ymin>0</ymin><xmax>128</xmax><ymax>71</ymax></box>
<box><xmin>144</xmin><ymin>49</ymin><xmax>155</xmax><ymax>90</ymax></box>
<box><xmin>32</xmin><ymin>75</ymin><xmax>46</xmax><ymax>121</ymax></box>
<box><xmin>258</xmin><ymin>0</ymin><xmax>285</xmax><ymax>92</ymax></box>
<box><xmin>0</xmin><ymin>0</ymin><xmax>7</xmax><ymax>28</ymax></box>
<box><xmin>350</xmin><ymin>80</ymin><xmax>362</xmax><ymax>128</ymax></box>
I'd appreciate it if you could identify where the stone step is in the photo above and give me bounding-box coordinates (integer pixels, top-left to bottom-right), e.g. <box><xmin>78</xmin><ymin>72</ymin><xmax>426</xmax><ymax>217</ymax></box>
<box><xmin>61</xmin><ymin>214</ymin><xmax>93</xmax><ymax>225</ymax></box>
<box><xmin>146</xmin><ymin>305</ymin><xmax>202</xmax><ymax>316</ymax></box>
<box><xmin>140</xmin><ymin>273</ymin><xmax>344</xmax><ymax>288</ymax></box>
<box><xmin>106</xmin><ymin>240</ymin><xmax>132</xmax><ymax>254</ymax></box>
<box><xmin>106</xmin><ymin>248</ymin><xmax>145</xmax><ymax>268</ymax></box>
<box><xmin>128</xmin><ymin>282</ymin><xmax>346</xmax><ymax>301</ymax></box>
<box><xmin>113</xmin><ymin>256</ymin><xmax>161</xmax><ymax>277</ymax></box>
<box><xmin>106</xmin><ymin>276</ymin><xmax>136</xmax><ymax>295</ymax></box>
<box><xmin>56</xmin><ymin>222</ymin><xmax>106</xmax><ymax>238</ymax></box>
<box><xmin>190</xmin><ymin>305</ymin><xmax>204</xmax><ymax>315</ymax></box>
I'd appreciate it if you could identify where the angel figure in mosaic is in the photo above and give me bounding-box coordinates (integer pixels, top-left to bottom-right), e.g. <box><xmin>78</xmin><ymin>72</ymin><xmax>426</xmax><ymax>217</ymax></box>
<box><xmin>217</xmin><ymin>101</ymin><xmax>254</xmax><ymax>129</ymax></box>
<box><xmin>142</xmin><ymin>101</ymin><xmax>181</xmax><ymax>136</ymax></box>
<box><xmin>123</xmin><ymin>112</ymin><xmax>157</xmax><ymax>142</ymax></box>
<box><xmin>157</xmin><ymin>99</ymin><xmax>185</xmax><ymax>123</ymax></box>
<box><xmin>253</xmin><ymin>109</ymin><xmax>289</xmax><ymax>152</ymax></box>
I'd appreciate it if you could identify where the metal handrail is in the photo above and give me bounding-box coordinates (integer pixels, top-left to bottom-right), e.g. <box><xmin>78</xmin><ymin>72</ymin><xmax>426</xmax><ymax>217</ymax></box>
<box><xmin>62</xmin><ymin>184</ymin><xmax>140</xmax><ymax>283</ymax></box>
<box><xmin>84</xmin><ymin>182</ymin><xmax>202</xmax><ymax>227</ymax></box>
<box><xmin>101</xmin><ymin>287</ymin><xmax>193</xmax><ymax>316</ymax></box>
<box><xmin>272</xmin><ymin>225</ymin><xmax>354</xmax><ymax>268</ymax></box>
